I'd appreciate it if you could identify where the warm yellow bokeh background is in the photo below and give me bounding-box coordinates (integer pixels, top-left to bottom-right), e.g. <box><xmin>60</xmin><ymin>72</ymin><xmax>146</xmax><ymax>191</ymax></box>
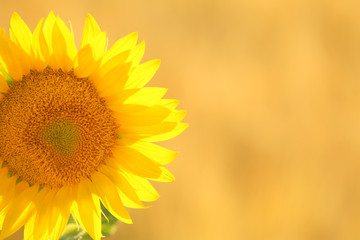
<box><xmin>2</xmin><ymin>0</ymin><xmax>360</xmax><ymax>239</ymax></box>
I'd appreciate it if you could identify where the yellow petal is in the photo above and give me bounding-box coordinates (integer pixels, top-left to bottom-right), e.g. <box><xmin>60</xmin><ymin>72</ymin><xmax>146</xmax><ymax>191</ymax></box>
<box><xmin>42</xmin><ymin>12</ymin><xmax>76</xmax><ymax>71</ymax></box>
<box><xmin>109</xmin><ymin>146</ymin><xmax>163</xmax><ymax>179</ymax></box>
<box><xmin>92</xmin><ymin>55</ymin><xmax>132</xmax><ymax>100</ymax></box>
<box><xmin>0</xmin><ymin>214</ymin><xmax>4</xmax><ymax>231</ymax></box>
<box><xmin>9</xmin><ymin>12</ymin><xmax>32</xmax><ymax>55</ymax></box>
<box><xmin>72</xmin><ymin>181</ymin><xmax>102</xmax><ymax>240</ymax></box>
<box><xmin>121</xmin><ymin>122</ymin><xmax>184</xmax><ymax>140</ymax></box>
<box><xmin>81</xmin><ymin>14</ymin><xmax>106</xmax><ymax>60</ymax></box>
<box><xmin>30</xmin><ymin>18</ymin><xmax>47</xmax><ymax>70</ymax></box>
<box><xmin>74</xmin><ymin>45</ymin><xmax>100</xmax><ymax>78</ymax></box>
<box><xmin>158</xmin><ymin>99</ymin><xmax>180</xmax><ymax>110</ymax></box>
<box><xmin>128</xmin><ymin>41</ymin><xmax>145</xmax><ymax>68</ymax></box>
<box><xmin>96</xmin><ymin>61</ymin><xmax>132</xmax><ymax>97</ymax></box>
<box><xmin>120</xmin><ymin>170</ymin><xmax>159</xmax><ymax>202</ymax></box>
<box><xmin>99</xmin><ymin>165</ymin><xmax>146</xmax><ymax>208</ymax></box>
<box><xmin>0</xmin><ymin>77</ymin><xmax>9</xmax><ymax>100</ymax></box>
<box><xmin>0</xmin><ymin>173</ymin><xmax>17</xmax><ymax>212</ymax></box>
<box><xmin>0</xmin><ymin>183</ymin><xmax>38</xmax><ymax>239</ymax></box>
<box><xmin>148</xmin><ymin>167</ymin><xmax>175</xmax><ymax>182</ymax></box>
<box><xmin>81</xmin><ymin>14</ymin><xmax>101</xmax><ymax>48</ymax></box>
<box><xmin>129</xmin><ymin>140</ymin><xmax>178</xmax><ymax>165</ymax></box>
<box><xmin>165</xmin><ymin>109</ymin><xmax>187</xmax><ymax>122</ymax></box>
<box><xmin>23</xmin><ymin>214</ymin><xmax>35</xmax><ymax>240</ymax></box>
<box><xmin>42</xmin><ymin>12</ymin><xmax>56</xmax><ymax>54</ymax></box>
<box><xmin>113</xmin><ymin>104</ymin><xmax>171</xmax><ymax>126</ymax></box>
<box><xmin>0</xmin><ymin>29</ymin><xmax>31</xmax><ymax>80</ymax></box>
<box><xmin>142</xmin><ymin>122</ymin><xmax>189</xmax><ymax>142</ymax></box>
<box><xmin>49</xmin><ymin>20</ymin><xmax>75</xmax><ymax>71</ymax></box>
<box><xmin>99</xmin><ymin>50</ymin><xmax>129</xmax><ymax>76</ymax></box>
<box><xmin>102</xmin><ymin>32</ymin><xmax>138</xmax><ymax>65</ymax></box>
<box><xmin>91</xmin><ymin>171</ymin><xmax>133</xmax><ymax>223</ymax></box>
<box><xmin>88</xmin><ymin>32</ymin><xmax>107</xmax><ymax>60</ymax></box>
<box><xmin>32</xmin><ymin>188</ymin><xmax>55</xmax><ymax>240</ymax></box>
<box><xmin>124</xmin><ymin>87</ymin><xmax>167</xmax><ymax>106</ymax></box>
<box><xmin>0</xmin><ymin>61</ymin><xmax>12</xmax><ymax>89</ymax></box>
<box><xmin>125</xmin><ymin>59</ymin><xmax>161</xmax><ymax>89</ymax></box>
<box><xmin>49</xmin><ymin>186</ymin><xmax>73</xmax><ymax>240</ymax></box>
<box><xmin>121</xmin><ymin>87</ymin><xmax>167</xmax><ymax>106</ymax></box>
<box><xmin>54</xmin><ymin>17</ymin><xmax>77</xmax><ymax>60</ymax></box>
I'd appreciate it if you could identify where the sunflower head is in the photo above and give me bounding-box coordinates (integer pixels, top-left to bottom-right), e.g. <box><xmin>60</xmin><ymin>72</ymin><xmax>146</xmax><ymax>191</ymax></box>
<box><xmin>0</xmin><ymin>12</ymin><xmax>187</xmax><ymax>240</ymax></box>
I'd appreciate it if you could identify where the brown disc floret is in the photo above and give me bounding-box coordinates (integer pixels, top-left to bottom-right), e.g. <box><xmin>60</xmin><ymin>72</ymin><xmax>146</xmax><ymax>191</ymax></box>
<box><xmin>0</xmin><ymin>68</ymin><xmax>120</xmax><ymax>188</ymax></box>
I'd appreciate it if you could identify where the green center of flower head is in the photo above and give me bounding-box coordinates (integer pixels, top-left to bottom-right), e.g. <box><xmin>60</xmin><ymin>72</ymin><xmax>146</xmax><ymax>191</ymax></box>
<box><xmin>41</xmin><ymin>120</ymin><xmax>79</xmax><ymax>157</ymax></box>
<box><xmin>0</xmin><ymin>67</ymin><xmax>120</xmax><ymax>188</ymax></box>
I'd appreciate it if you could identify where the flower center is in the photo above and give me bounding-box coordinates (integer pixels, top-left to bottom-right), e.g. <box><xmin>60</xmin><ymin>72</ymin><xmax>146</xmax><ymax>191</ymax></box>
<box><xmin>40</xmin><ymin>120</ymin><xmax>79</xmax><ymax>157</ymax></box>
<box><xmin>0</xmin><ymin>68</ymin><xmax>119</xmax><ymax>188</ymax></box>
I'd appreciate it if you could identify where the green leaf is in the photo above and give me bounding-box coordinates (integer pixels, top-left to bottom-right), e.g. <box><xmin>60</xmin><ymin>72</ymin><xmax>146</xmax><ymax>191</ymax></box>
<box><xmin>0</xmin><ymin>63</ymin><xmax>13</xmax><ymax>87</ymax></box>
<box><xmin>60</xmin><ymin>203</ymin><xmax>120</xmax><ymax>239</ymax></box>
<box><xmin>100</xmin><ymin>204</ymin><xmax>119</xmax><ymax>237</ymax></box>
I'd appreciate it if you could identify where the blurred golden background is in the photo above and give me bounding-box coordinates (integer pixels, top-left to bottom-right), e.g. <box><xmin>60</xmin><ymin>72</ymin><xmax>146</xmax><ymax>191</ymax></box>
<box><xmin>2</xmin><ymin>0</ymin><xmax>360</xmax><ymax>239</ymax></box>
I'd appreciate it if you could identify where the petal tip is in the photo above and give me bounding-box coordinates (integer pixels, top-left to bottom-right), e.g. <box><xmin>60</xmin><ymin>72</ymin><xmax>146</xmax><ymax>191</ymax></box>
<box><xmin>11</xmin><ymin>12</ymin><xmax>21</xmax><ymax>20</ymax></box>
<box><xmin>153</xmin><ymin>59</ymin><xmax>161</xmax><ymax>68</ymax></box>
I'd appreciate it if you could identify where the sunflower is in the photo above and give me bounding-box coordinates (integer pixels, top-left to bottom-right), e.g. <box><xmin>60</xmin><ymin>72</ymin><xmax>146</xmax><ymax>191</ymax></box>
<box><xmin>0</xmin><ymin>12</ymin><xmax>187</xmax><ymax>240</ymax></box>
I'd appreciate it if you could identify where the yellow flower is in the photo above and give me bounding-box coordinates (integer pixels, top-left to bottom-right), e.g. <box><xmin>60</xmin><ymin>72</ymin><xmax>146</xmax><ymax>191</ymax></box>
<box><xmin>0</xmin><ymin>12</ymin><xmax>187</xmax><ymax>240</ymax></box>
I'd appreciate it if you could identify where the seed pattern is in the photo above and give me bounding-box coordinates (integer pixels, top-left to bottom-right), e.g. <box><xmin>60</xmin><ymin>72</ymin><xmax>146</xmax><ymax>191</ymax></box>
<box><xmin>0</xmin><ymin>68</ymin><xmax>120</xmax><ymax>188</ymax></box>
